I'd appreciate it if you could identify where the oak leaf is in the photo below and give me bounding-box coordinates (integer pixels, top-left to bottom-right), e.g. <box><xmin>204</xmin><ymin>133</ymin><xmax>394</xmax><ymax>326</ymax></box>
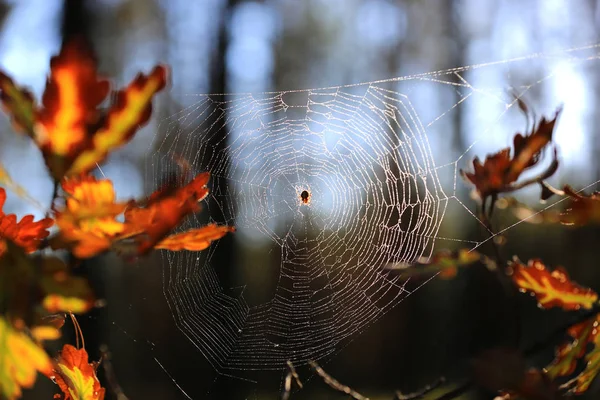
<box><xmin>508</xmin><ymin>259</ymin><xmax>598</xmax><ymax>311</ymax></box>
<box><xmin>155</xmin><ymin>224</ymin><xmax>235</xmax><ymax>251</ymax></box>
<box><xmin>50</xmin><ymin>344</ymin><xmax>105</xmax><ymax>400</ymax></box>
<box><xmin>0</xmin><ymin>37</ymin><xmax>167</xmax><ymax>180</ymax></box>
<box><xmin>54</xmin><ymin>176</ymin><xmax>127</xmax><ymax>258</ymax></box>
<box><xmin>40</xmin><ymin>257</ymin><xmax>95</xmax><ymax>314</ymax></box>
<box><xmin>122</xmin><ymin>171</ymin><xmax>211</xmax><ymax>254</ymax></box>
<box><xmin>545</xmin><ymin>315</ymin><xmax>598</xmax><ymax>380</ymax></box>
<box><xmin>35</xmin><ymin>38</ymin><xmax>110</xmax><ymax>178</ymax></box>
<box><xmin>461</xmin><ymin>107</ymin><xmax>561</xmax><ymax>201</ymax></box>
<box><xmin>68</xmin><ymin>65</ymin><xmax>168</xmax><ymax>175</ymax></box>
<box><xmin>54</xmin><ymin>172</ymin><xmax>232</xmax><ymax>258</ymax></box>
<box><xmin>560</xmin><ymin>186</ymin><xmax>600</xmax><ymax>226</ymax></box>
<box><xmin>0</xmin><ymin>316</ymin><xmax>53</xmax><ymax>399</ymax></box>
<box><xmin>0</xmin><ymin>187</ymin><xmax>53</xmax><ymax>256</ymax></box>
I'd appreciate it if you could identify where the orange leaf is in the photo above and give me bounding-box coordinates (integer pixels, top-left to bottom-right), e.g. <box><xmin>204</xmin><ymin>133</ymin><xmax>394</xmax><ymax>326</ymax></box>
<box><xmin>155</xmin><ymin>224</ymin><xmax>235</xmax><ymax>251</ymax></box>
<box><xmin>68</xmin><ymin>65</ymin><xmax>168</xmax><ymax>176</ymax></box>
<box><xmin>0</xmin><ymin>71</ymin><xmax>36</xmax><ymax>136</ymax></box>
<box><xmin>35</xmin><ymin>38</ymin><xmax>110</xmax><ymax>178</ymax></box>
<box><xmin>122</xmin><ymin>172</ymin><xmax>210</xmax><ymax>254</ymax></box>
<box><xmin>509</xmin><ymin>259</ymin><xmax>598</xmax><ymax>311</ymax></box>
<box><xmin>50</xmin><ymin>344</ymin><xmax>105</xmax><ymax>400</ymax></box>
<box><xmin>0</xmin><ymin>316</ymin><xmax>53</xmax><ymax>399</ymax></box>
<box><xmin>0</xmin><ymin>188</ymin><xmax>53</xmax><ymax>255</ymax></box>
<box><xmin>55</xmin><ymin>176</ymin><xmax>126</xmax><ymax>258</ymax></box>
<box><xmin>40</xmin><ymin>258</ymin><xmax>95</xmax><ymax>314</ymax></box>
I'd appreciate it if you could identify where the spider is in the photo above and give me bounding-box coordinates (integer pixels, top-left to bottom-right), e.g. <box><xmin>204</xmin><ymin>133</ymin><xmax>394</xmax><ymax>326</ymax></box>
<box><xmin>300</xmin><ymin>190</ymin><xmax>311</xmax><ymax>205</ymax></box>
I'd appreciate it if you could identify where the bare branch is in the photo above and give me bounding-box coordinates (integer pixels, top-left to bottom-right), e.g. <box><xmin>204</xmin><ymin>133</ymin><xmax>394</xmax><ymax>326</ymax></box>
<box><xmin>281</xmin><ymin>360</ymin><xmax>303</xmax><ymax>400</ymax></box>
<box><xmin>309</xmin><ymin>360</ymin><xmax>370</xmax><ymax>400</ymax></box>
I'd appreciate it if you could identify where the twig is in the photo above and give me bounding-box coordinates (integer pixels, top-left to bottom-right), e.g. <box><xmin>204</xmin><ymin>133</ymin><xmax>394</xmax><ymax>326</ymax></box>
<box><xmin>281</xmin><ymin>360</ymin><xmax>303</xmax><ymax>400</ymax></box>
<box><xmin>309</xmin><ymin>360</ymin><xmax>370</xmax><ymax>400</ymax></box>
<box><xmin>395</xmin><ymin>377</ymin><xmax>446</xmax><ymax>399</ymax></box>
<box><xmin>100</xmin><ymin>345</ymin><xmax>129</xmax><ymax>400</ymax></box>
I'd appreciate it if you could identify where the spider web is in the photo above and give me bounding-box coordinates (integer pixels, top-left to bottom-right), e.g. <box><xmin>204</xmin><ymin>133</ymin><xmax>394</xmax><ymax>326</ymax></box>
<box><xmin>145</xmin><ymin>43</ymin><xmax>600</xmax><ymax>377</ymax></box>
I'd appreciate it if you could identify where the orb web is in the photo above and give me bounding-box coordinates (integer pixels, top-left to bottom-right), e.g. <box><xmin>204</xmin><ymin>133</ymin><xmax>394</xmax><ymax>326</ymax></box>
<box><xmin>146</xmin><ymin>43</ymin><xmax>600</xmax><ymax>375</ymax></box>
<box><xmin>151</xmin><ymin>83</ymin><xmax>445</xmax><ymax>371</ymax></box>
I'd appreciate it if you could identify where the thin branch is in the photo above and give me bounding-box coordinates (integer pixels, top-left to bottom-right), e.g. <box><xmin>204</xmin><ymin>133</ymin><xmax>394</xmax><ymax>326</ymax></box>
<box><xmin>395</xmin><ymin>377</ymin><xmax>446</xmax><ymax>400</ymax></box>
<box><xmin>309</xmin><ymin>360</ymin><xmax>370</xmax><ymax>400</ymax></box>
<box><xmin>281</xmin><ymin>360</ymin><xmax>302</xmax><ymax>400</ymax></box>
<box><xmin>100</xmin><ymin>345</ymin><xmax>129</xmax><ymax>400</ymax></box>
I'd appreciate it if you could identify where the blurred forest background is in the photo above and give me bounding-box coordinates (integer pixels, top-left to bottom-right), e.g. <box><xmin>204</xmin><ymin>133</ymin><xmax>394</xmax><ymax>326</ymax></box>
<box><xmin>1</xmin><ymin>0</ymin><xmax>600</xmax><ymax>399</ymax></box>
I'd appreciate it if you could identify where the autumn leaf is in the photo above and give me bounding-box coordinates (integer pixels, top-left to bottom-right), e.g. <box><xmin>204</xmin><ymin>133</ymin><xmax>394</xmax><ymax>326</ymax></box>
<box><xmin>560</xmin><ymin>185</ymin><xmax>600</xmax><ymax>226</ymax></box>
<box><xmin>0</xmin><ymin>71</ymin><xmax>36</xmax><ymax>136</ymax></box>
<box><xmin>0</xmin><ymin>187</ymin><xmax>53</xmax><ymax>256</ymax></box>
<box><xmin>0</xmin><ymin>37</ymin><xmax>167</xmax><ymax>180</ymax></box>
<box><xmin>50</xmin><ymin>344</ymin><xmax>105</xmax><ymax>400</ymax></box>
<box><xmin>386</xmin><ymin>248</ymin><xmax>481</xmax><ymax>279</ymax></box>
<box><xmin>155</xmin><ymin>224</ymin><xmax>235</xmax><ymax>251</ymax></box>
<box><xmin>548</xmin><ymin>313</ymin><xmax>600</xmax><ymax>395</ymax></box>
<box><xmin>54</xmin><ymin>176</ymin><xmax>127</xmax><ymax>258</ymax></box>
<box><xmin>40</xmin><ymin>257</ymin><xmax>95</xmax><ymax>314</ymax></box>
<box><xmin>0</xmin><ymin>316</ymin><xmax>53</xmax><ymax>399</ymax></box>
<box><xmin>68</xmin><ymin>65</ymin><xmax>168</xmax><ymax>175</ymax></box>
<box><xmin>508</xmin><ymin>259</ymin><xmax>598</xmax><ymax>311</ymax></box>
<box><xmin>121</xmin><ymin>172</ymin><xmax>212</xmax><ymax>254</ymax></box>
<box><xmin>54</xmin><ymin>172</ymin><xmax>232</xmax><ymax>258</ymax></box>
<box><xmin>545</xmin><ymin>315</ymin><xmax>598</xmax><ymax>380</ymax></box>
<box><xmin>35</xmin><ymin>37</ymin><xmax>110</xmax><ymax>179</ymax></box>
<box><xmin>461</xmin><ymin>107</ymin><xmax>561</xmax><ymax>201</ymax></box>
<box><xmin>0</xmin><ymin>162</ymin><xmax>45</xmax><ymax>210</ymax></box>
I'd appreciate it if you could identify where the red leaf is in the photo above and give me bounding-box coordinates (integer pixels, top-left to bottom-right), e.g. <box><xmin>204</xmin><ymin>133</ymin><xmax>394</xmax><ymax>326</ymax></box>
<box><xmin>509</xmin><ymin>259</ymin><xmax>598</xmax><ymax>311</ymax></box>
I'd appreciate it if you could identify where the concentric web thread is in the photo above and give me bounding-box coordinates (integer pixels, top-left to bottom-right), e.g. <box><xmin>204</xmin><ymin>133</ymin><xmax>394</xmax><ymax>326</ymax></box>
<box><xmin>147</xmin><ymin>43</ymin><xmax>600</xmax><ymax>373</ymax></box>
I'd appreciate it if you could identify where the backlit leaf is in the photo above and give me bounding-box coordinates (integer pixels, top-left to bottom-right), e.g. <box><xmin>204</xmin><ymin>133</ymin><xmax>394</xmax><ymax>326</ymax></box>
<box><xmin>50</xmin><ymin>344</ymin><xmax>105</xmax><ymax>400</ymax></box>
<box><xmin>54</xmin><ymin>172</ymin><xmax>228</xmax><ymax>258</ymax></box>
<box><xmin>54</xmin><ymin>176</ymin><xmax>126</xmax><ymax>258</ymax></box>
<box><xmin>546</xmin><ymin>316</ymin><xmax>598</xmax><ymax>380</ymax></box>
<box><xmin>34</xmin><ymin>38</ymin><xmax>110</xmax><ymax>179</ymax></box>
<box><xmin>68</xmin><ymin>65</ymin><xmax>168</xmax><ymax>175</ymax></box>
<box><xmin>0</xmin><ymin>316</ymin><xmax>52</xmax><ymax>399</ymax></box>
<box><xmin>0</xmin><ymin>187</ymin><xmax>53</xmax><ymax>256</ymax></box>
<box><xmin>40</xmin><ymin>257</ymin><xmax>95</xmax><ymax>314</ymax></box>
<box><xmin>0</xmin><ymin>71</ymin><xmax>36</xmax><ymax>136</ymax></box>
<box><xmin>509</xmin><ymin>259</ymin><xmax>598</xmax><ymax>311</ymax></box>
<box><xmin>461</xmin><ymin>107</ymin><xmax>561</xmax><ymax>201</ymax></box>
<box><xmin>155</xmin><ymin>224</ymin><xmax>235</xmax><ymax>251</ymax></box>
<box><xmin>561</xmin><ymin>185</ymin><xmax>600</xmax><ymax>226</ymax></box>
<box><xmin>122</xmin><ymin>172</ymin><xmax>211</xmax><ymax>254</ymax></box>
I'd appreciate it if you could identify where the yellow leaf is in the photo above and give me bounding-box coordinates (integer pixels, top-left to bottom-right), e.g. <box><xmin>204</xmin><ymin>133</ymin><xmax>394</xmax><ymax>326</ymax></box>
<box><xmin>155</xmin><ymin>224</ymin><xmax>235</xmax><ymax>251</ymax></box>
<box><xmin>51</xmin><ymin>344</ymin><xmax>105</xmax><ymax>400</ymax></box>
<box><xmin>0</xmin><ymin>316</ymin><xmax>52</xmax><ymax>399</ymax></box>
<box><xmin>68</xmin><ymin>65</ymin><xmax>168</xmax><ymax>176</ymax></box>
